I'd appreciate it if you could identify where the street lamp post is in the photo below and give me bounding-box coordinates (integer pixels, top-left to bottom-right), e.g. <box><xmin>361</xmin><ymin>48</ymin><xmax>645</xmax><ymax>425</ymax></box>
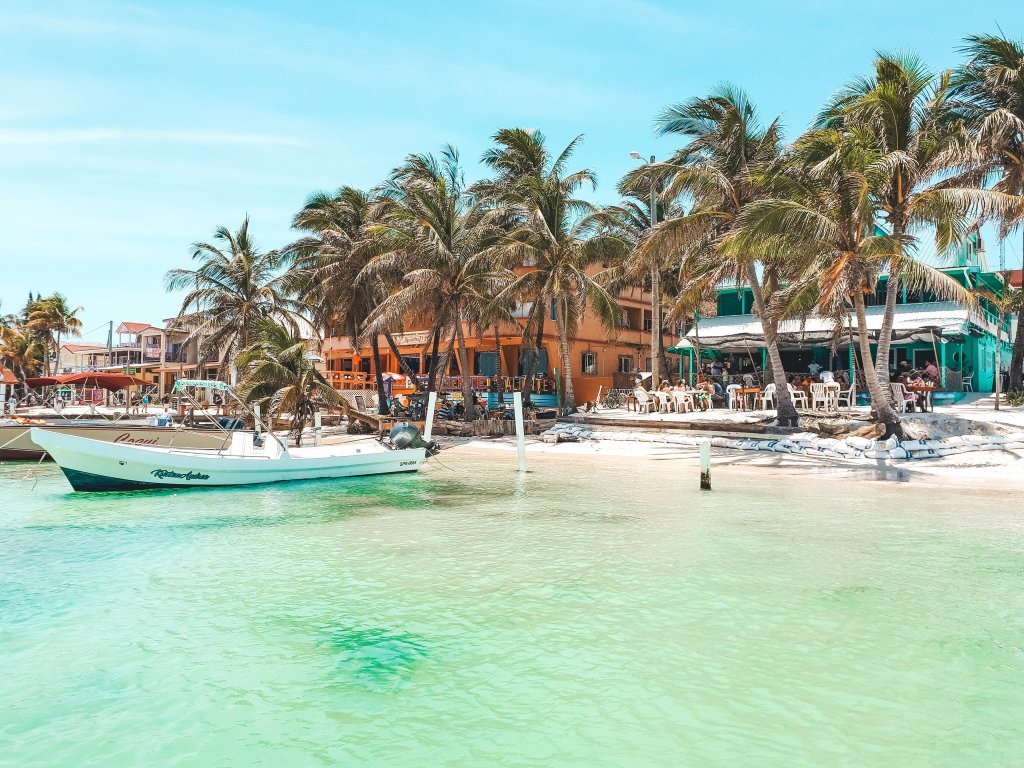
<box><xmin>631</xmin><ymin>152</ymin><xmax>660</xmax><ymax>388</ymax></box>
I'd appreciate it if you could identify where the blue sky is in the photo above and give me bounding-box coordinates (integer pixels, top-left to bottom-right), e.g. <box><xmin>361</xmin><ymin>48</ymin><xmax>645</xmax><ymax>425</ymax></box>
<box><xmin>1</xmin><ymin>0</ymin><xmax>1022</xmax><ymax>340</ymax></box>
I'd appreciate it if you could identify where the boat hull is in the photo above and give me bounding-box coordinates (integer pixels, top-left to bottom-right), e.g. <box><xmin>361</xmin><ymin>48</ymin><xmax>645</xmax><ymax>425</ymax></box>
<box><xmin>29</xmin><ymin>428</ymin><xmax>426</xmax><ymax>492</ymax></box>
<box><xmin>0</xmin><ymin>423</ymin><xmax>233</xmax><ymax>462</ymax></box>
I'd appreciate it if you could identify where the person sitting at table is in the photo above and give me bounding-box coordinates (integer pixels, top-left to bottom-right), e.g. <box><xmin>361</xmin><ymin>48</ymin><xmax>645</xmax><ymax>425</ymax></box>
<box><xmin>923</xmin><ymin>359</ymin><xmax>939</xmax><ymax>382</ymax></box>
<box><xmin>694</xmin><ymin>376</ymin><xmax>715</xmax><ymax>411</ymax></box>
<box><xmin>903</xmin><ymin>372</ymin><xmax>926</xmax><ymax>410</ymax></box>
<box><xmin>819</xmin><ymin>369</ymin><xmax>835</xmax><ymax>383</ymax></box>
<box><xmin>892</xmin><ymin>360</ymin><xmax>911</xmax><ymax>382</ymax></box>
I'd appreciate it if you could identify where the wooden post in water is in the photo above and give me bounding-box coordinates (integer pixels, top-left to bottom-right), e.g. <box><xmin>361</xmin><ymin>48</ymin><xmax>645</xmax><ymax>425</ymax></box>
<box><xmin>314</xmin><ymin>411</ymin><xmax>323</xmax><ymax>447</ymax></box>
<box><xmin>513</xmin><ymin>391</ymin><xmax>527</xmax><ymax>473</ymax></box>
<box><xmin>424</xmin><ymin>392</ymin><xmax>438</xmax><ymax>441</ymax></box>
<box><xmin>700</xmin><ymin>439</ymin><xmax>711</xmax><ymax>490</ymax></box>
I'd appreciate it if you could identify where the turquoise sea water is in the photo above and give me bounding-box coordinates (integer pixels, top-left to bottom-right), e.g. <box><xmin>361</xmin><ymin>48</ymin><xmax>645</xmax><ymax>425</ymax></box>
<box><xmin>1</xmin><ymin>455</ymin><xmax>1023</xmax><ymax>767</ymax></box>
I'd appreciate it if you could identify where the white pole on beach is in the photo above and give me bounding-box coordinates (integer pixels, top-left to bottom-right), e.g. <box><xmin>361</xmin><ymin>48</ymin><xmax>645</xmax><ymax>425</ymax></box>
<box><xmin>253</xmin><ymin>403</ymin><xmax>262</xmax><ymax>437</ymax></box>
<box><xmin>424</xmin><ymin>391</ymin><xmax>437</xmax><ymax>441</ymax></box>
<box><xmin>314</xmin><ymin>411</ymin><xmax>323</xmax><ymax>447</ymax></box>
<box><xmin>700</xmin><ymin>439</ymin><xmax>711</xmax><ymax>490</ymax></box>
<box><xmin>513</xmin><ymin>391</ymin><xmax>527</xmax><ymax>473</ymax></box>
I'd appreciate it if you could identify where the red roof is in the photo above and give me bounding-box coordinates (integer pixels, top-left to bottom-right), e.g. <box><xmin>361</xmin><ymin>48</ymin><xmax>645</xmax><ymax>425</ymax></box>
<box><xmin>1008</xmin><ymin>270</ymin><xmax>1022</xmax><ymax>289</ymax></box>
<box><xmin>116</xmin><ymin>322</ymin><xmax>155</xmax><ymax>334</ymax></box>
<box><xmin>61</xmin><ymin>343</ymin><xmax>107</xmax><ymax>353</ymax></box>
<box><xmin>1</xmin><ymin>366</ymin><xmax>17</xmax><ymax>385</ymax></box>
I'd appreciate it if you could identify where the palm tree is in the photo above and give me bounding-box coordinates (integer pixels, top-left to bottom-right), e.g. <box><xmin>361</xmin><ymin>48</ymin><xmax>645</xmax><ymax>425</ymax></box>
<box><xmin>731</xmin><ymin>127</ymin><xmax>971</xmax><ymax>436</ymax></box>
<box><xmin>363</xmin><ymin>147</ymin><xmax>514</xmax><ymax>420</ymax></box>
<box><xmin>236</xmin><ymin>318</ymin><xmax>339</xmax><ymax>446</ymax></box>
<box><xmin>481</xmin><ymin>129</ymin><xmax>622</xmax><ymax>413</ymax></box>
<box><xmin>25</xmin><ymin>293</ymin><xmax>82</xmax><ymax>374</ymax></box>
<box><xmin>165</xmin><ymin>217</ymin><xmax>296</xmax><ymax>381</ymax></box>
<box><xmin>288</xmin><ymin>186</ymin><xmax>397</xmax><ymax>414</ymax></box>
<box><xmin>0</xmin><ymin>328</ymin><xmax>43</xmax><ymax>380</ymax></box>
<box><xmin>632</xmin><ymin>86</ymin><xmax>800</xmax><ymax>425</ymax></box>
<box><xmin>953</xmin><ymin>33</ymin><xmax>1024</xmax><ymax>391</ymax></box>
<box><xmin>818</xmin><ymin>53</ymin><xmax>1014</xmax><ymax>404</ymax></box>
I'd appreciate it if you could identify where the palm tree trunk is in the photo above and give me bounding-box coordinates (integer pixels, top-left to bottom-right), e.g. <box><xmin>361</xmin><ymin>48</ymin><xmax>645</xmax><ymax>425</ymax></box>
<box><xmin>521</xmin><ymin>309</ymin><xmax>546</xmax><ymax>406</ymax></box>
<box><xmin>1008</xmin><ymin>306</ymin><xmax>1024</xmax><ymax>391</ymax></box>
<box><xmin>745</xmin><ymin>265</ymin><xmax>797</xmax><ymax>426</ymax></box>
<box><xmin>454</xmin><ymin>309</ymin><xmax>476</xmax><ymax>421</ymax></box>
<box><xmin>872</xmin><ymin>275</ymin><xmax>900</xmax><ymax>418</ymax></box>
<box><xmin>426</xmin><ymin>325</ymin><xmax>442</xmax><ymax>393</ymax></box>
<box><xmin>370</xmin><ymin>335</ymin><xmax>388</xmax><ymax>415</ymax></box>
<box><xmin>554</xmin><ymin>299</ymin><xmax>576</xmax><ymax>412</ymax></box>
<box><xmin>995</xmin><ymin>315</ymin><xmax>1004</xmax><ymax>411</ymax></box>
<box><xmin>493</xmin><ymin>326</ymin><xmax>503</xmax><ymax>399</ymax></box>
<box><xmin>854</xmin><ymin>291</ymin><xmax>903</xmax><ymax>438</ymax></box>
<box><xmin>383</xmin><ymin>330</ymin><xmax>425</xmax><ymax>392</ymax></box>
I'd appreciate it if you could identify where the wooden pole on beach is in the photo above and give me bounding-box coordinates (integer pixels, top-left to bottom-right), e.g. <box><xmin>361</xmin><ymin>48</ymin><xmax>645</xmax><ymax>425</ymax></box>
<box><xmin>700</xmin><ymin>439</ymin><xmax>711</xmax><ymax>490</ymax></box>
<box><xmin>513</xmin><ymin>391</ymin><xmax>527</xmax><ymax>473</ymax></box>
<box><xmin>314</xmin><ymin>411</ymin><xmax>323</xmax><ymax>447</ymax></box>
<box><xmin>424</xmin><ymin>392</ymin><xmax>437</xmax><ymax>441</ymax></box>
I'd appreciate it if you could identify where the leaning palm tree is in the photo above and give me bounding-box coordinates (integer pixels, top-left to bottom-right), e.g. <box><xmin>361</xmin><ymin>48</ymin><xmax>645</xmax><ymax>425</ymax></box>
<box><xmin>953</xmin><ymin>33</ymin><xmax>1024</xmax><ymax>390</ymax></box>
<box><xmin>362</xmin><ymin>147</ymin><xmax>515</xmax><ymax>420</ymax></box>
<box><xmin>236</xmin><ymin>318</ymin><xmax>339</xmax><ymax>445</ymax></box>
<box><xmin>481</xmin><ymin>129</ymin><xmax>622</xmax><ymax>413</ymax></box>
<box><xmin>165</xmin><ymin>217</ymin><xmax>296</xmax><ymax>381</ymax></box>
<box><xmin>631</xmin><ymin>86</ymin><xmax>800</xmax><ymax>425</ymax></box>
<box><xmin>818</xmin><ymin>53</ymin><xmax>1015</xmax><ymax>400</ymax></box>
<box><xmin>25</xmin><ymin>293</ymin><xmax>82</xmax><ymax>374</ymax></box>
<box><xmin>731</xmin><ymin>127</ymin><xmax>972</xmax><ymax>437</ymax></box>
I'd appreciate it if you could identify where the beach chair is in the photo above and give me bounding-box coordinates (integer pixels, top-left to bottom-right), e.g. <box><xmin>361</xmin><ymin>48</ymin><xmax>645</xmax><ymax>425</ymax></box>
<box><xmin>787</xmin><ymin>384</ymin><xmax>809</xmax><ymax>409</ymax></box>
<box><xmin>759</xmin><ymin>383</ymin><xmax>776</xmax><ymax>410</ymax></box>
<box><xmin>726</xmin><ymin>384</ymin><xmax>741</xmax><ymax>409</ymax></box>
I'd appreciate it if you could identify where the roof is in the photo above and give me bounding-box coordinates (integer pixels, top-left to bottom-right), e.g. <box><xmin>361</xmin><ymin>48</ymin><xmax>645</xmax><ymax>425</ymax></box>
<box><xmin>679</xmin><ymin>302</ymin><xmax>996</xmax><ymax>351</ymax></box>
<box><xmin>1008</xmin><ymin>270</ymin><xmax>1022</xmax><ymax>289</ymax></box>
<box><xmin>1</xmin><ymin>366</ymin><xmax>17</xmax><ymax>385</ymax></box>
<box><xmin>61</xmin><ymin>343</ymin><xmax>107</xmax><ymax>353</ymax></box>
<box><xmin>116</xmin><ymin>322</ymin><xmax>159</xmax><ymax>334</ymax></box>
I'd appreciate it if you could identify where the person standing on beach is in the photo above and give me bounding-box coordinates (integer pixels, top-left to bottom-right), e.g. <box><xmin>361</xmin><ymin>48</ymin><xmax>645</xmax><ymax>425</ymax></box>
<box><xmin>141</xmin><ymin>393</ymin><xmax>150</xmax><ymax>413</ymax></box>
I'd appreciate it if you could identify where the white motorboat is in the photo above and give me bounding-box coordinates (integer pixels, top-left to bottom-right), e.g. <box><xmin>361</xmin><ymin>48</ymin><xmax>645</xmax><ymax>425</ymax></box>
<box><xmin>31</xmin><ymin>427</ymin><xmax>429</xmax><ymax>492</ymax></box>
<box><xmin>30</xmin><ymin>378</ymin><xmax>435</xmax><ymax>492</ymax></box>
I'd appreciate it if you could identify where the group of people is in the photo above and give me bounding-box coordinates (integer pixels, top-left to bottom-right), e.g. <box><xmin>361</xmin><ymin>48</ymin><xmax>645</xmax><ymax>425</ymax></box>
<box><xmin>890</xmin><ymin>359</ymin><xmax>939</xmax><ymax>411</ymax></box>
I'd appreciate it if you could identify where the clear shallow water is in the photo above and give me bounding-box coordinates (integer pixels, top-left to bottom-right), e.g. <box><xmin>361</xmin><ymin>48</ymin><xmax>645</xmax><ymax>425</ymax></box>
<box><xmin>1</xmin><ymin>456</ymin><xmax>1023</xmax><ymax>767</ymax></box>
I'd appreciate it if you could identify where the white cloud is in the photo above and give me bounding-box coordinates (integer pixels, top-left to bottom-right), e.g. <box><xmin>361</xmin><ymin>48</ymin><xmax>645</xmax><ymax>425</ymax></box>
<box><xmin>0</xmin><ymin>129</ymin><xmax>308</xmax><ymax>147</ymax></box>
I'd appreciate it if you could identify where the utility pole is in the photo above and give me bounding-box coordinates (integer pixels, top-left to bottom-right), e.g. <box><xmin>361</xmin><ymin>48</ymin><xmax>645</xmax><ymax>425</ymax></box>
<box><xmin>106</xmin><ymin>321</ymin><xmax>113</xmax><ymax>370</ymax></box>
<box><xmin>631</xmin><ymin>152</ymin><xmax>660</xmax><ymax>388</ymax></box>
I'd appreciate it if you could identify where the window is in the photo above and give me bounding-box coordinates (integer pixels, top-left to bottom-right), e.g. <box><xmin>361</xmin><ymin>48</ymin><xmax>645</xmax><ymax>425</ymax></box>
<box><xmin>581</xmin><ymin>352</ymin><xmax>597</xmax><ymax>374</ymax></box>
<box><xmin>617</xmin><ymin>355</ymin><xmax>634</xmax><ymax>373</ymax></box>
<box><xmin>550</xmin><ymin>299</ymin><xmax>557</xmax><ymax>321</ymax></box>
<box><xmin>643</xmin><ymin>315</ymin><xmax>653</xmax><ymax>332</ymax></box>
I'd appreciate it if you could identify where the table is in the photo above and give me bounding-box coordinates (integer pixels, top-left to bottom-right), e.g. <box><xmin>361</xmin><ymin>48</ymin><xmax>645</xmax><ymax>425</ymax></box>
<box><xmin>737</xmin><ymin>387</ymin><xmax>761</xmax><ymax>410</ymax></box>
<box><xmin>904</xmin><ymin>385</ymin><xmax>939</xmax><ymax>413</ymax></box>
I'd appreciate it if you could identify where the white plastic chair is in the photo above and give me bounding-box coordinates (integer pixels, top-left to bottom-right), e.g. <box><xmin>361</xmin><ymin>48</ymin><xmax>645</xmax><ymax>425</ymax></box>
<box><xmin>961</xmin><ymin>374</ymin><xmax>973</xmax><ymax>392</ymax></box>
<box><xmin>836</xmin><ymin>384</ymin><xmax>856</xmax><ymax>410</ymax></box>
<box><xmin>890</xmin><ymin>382</ymin><xmax>913</xmax><ymax>413</ymax></box>
<box><xmin>634</xmin><ymin>388</ymin><xmax>655</xmax><ymax>414</ymax></box>
<box><xmin>809</xmin><ymin>382</ymin><xmax>838</xmax><ymax>411</ymax></box>
<box><xmin>726</xmin><ymin>384</ymin><xmax>741</xmax><ymax>409</ymax></box>
<box><xmin>654</xmin><ymin>391</ymin><xmax>672</xmax><ymax>413</ymax></box>
<box><xmin>673</xmin><ymin>391</ymin><xmax>694</xmax><ymax>413</ymax></box>
<box><xmin>787</xmin><ymin>384</ymin><xmax>809</xmax><ymax>409</ymax></box>
<box><xmin>759</xmin><ymin>383</ymin><xmax>776</xmax><ymax>410</ymax></box>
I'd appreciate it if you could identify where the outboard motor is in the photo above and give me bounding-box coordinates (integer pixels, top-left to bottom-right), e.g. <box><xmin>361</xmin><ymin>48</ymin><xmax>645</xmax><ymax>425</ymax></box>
<box><xmin>388</xmin><ymin>422</ymin><xmax>439</xmax><ymax>456</ymax></box>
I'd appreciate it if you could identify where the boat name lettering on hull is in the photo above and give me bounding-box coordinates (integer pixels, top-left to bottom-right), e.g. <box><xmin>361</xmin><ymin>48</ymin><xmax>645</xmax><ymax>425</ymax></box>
<box><xmin>114</xmin><ymin>433</ymin><xmax>160</xmax><ymax>446</ymax></box>
<box><xmin>151</xmin><ymin>469</ymin><xmax>211</xmax><ymax>481</ymax></box>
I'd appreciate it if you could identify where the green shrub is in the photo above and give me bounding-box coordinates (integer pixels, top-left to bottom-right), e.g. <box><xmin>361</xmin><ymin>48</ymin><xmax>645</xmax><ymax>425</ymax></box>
<box><xmin>1005</xmin><ymin>389</ymin><xmax>1024</xmax><ymax>407</ymax></box>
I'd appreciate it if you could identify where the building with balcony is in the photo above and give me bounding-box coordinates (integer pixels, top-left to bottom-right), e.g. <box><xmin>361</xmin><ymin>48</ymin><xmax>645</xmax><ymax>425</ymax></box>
<box><xmin>322</xmin><ymin>282</ymin><xmax>675</xmax><ymax>406</ymax></box>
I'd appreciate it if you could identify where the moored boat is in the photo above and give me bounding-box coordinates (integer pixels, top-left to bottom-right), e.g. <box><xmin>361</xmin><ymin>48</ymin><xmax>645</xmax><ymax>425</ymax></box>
<box><xmin>30</xmin><ymin>425</ymin><xmax>431</xmax><ymax>492</ymax></box>
<box><xmin>0</xmin><ymin>421</ymin><xmax>236</xmax><ymax>462</ymax></box>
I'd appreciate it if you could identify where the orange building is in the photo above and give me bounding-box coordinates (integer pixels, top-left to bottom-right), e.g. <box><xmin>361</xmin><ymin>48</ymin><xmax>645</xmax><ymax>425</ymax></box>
<box><xmin>322</xmin><ymin>283</ymin><xmax>674</xmax><ymax>405</ymax></box>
